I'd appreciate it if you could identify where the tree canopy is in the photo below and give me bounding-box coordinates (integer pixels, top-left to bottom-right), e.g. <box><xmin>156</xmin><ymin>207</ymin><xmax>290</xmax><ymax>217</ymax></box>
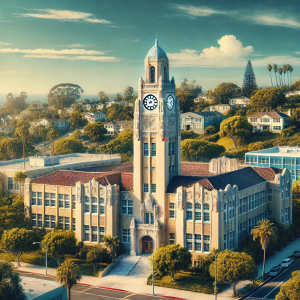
<box><xmin>98</xmin><ymin>91</ymin><xmax>109</xmax><ymax>104</ymax></box>
<box><xmin>242</xmin><ymin>60</ymin><xmax>258</xmax><ymax>97</ymax></box>
<box><xmin>84</xmin><ymin>122</ymin><xmax>107</xmax><ymax>143</ymax></box>
<box><xmin>0</xmin><ymin>138</ymin><xmax>23</xmax><ymax>160</ymax></box>
<box><xmin>69</xmin><ymin>111</ymin><xmax>87</xmax><ymax>130</ymax></box>
<box><xmin>4</xmin><ymin>92</ymin><xmax>27</xmax><ymax>115</ymax></box>
<box><xmin>207</xmin><ymin>83</ymin><xmax>241</xmax><ymax>104</ymax></box>
<box><xmin>124</xmin><ymin>86</ymin><xmax>136</xmax><ymax>102</ymax></box>
<box><xmin>106</xmin><ymin>104</ymin><xmax>133</xmax><ymax>121</ymax></box>
<box><xmin>86</xmin><ymin>246</ymin><xmax>111</xmax><ymax>274</ymax></box>
<box><xmin>54</xmin><ymin>136</ymin><xmax>85</xmax><ymax>155</ymax></box>
<box><xmin>276</xmin><ymin>270</ymin><xmax>300</xmax><ymax>300</ymax></box>
<box><xmin>48</xmin><ymin>83</ymin><xmax>84</xmax><ymax>109</ymax></box>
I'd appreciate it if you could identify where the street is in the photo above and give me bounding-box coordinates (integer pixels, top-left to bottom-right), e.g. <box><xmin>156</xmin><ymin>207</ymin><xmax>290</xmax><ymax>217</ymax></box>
<box><xmin>245</xmin><ymin>258</ymin><xmax>300</xmax><ymax>300</ymax></box>
<box><xmin>19</xmin><ymin>272</ymin><xmax>179</xmax><ymax>300</ymax></box>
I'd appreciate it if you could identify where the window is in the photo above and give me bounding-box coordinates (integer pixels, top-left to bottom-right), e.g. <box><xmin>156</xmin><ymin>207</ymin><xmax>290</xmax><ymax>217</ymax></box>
<box><xmin>122</xmin><ymin>229</ymin><xmax>131</xmax><ymax>243</ymax></box>
<box><xmin>31</xmin><ymin>192</ymin><xmax>37</xmax><ymax>205</ymax></box>
<box><xmin>204</xmin><ymin>204</ymin><xmax>210</xmax><ymax>221</ymax></box>
<box><xmin>99</xmin><ymin>227</ymin><xmax>105</xmax><ymax>242</ymax></box>
<box><xmin>37</xmin><ymin>192</ymin><xmax>42</xmax><ymax>206</ymax></box>
<box><xmin>51</xmin><ymin>193</ymin><xmax>56</xmax><ymax>207</ymax></box>
<box><xmin>59</xmin><ymin>216</ymin><xmax>64</xmax><ymax>229</ymax></box>
<box><xmin>195</xmin><ymin>203</ymin><xmax>201</xmax><ymax>221</ymax></box>
<box><xmin>186</xmin><ymin>203</ymin><xmax>193</xmax><ymax>220</ymax></box>
<box><xmin>92</xmin><ymin>226</ymin><xmax>98</xmax><ymax>242</ymax></box>
<box><xmin>261</xmin><ymin>118</ymin><xmax>270</xmax><ymax>123</ymax></box>
<box><xmin>65</xmin><ymin>217</ymin><xmax>70</xmax><ymax>230</ymax></box>
<box><xmin>72</xmin><ymin>218</ymin><xmax>76</xmax><ymax>231</ymax></box>
<box><xmin>38</xmin><ymin>214</ymin><xmax>42</xmax><ymax>227</ymax></box>
<box><xmin>144</xmin><ymin>184</ymin><xmax>149</xmax><ymax>193</ymax></box>
<box><xmin>250</xmin><ymin>118</ymin><xmax>257</xmax><ymax>122</ymax></box>
<box><xmin>84</xmin><ymin>225</ymin><xmax>90</xmax><ymax>241</ymax></box>
<box><xmin>144</xmin><ymin>212</ymin><xmax>154</xmax><ymax>225</ymax></box>
<box><xmin>204</xmin><ymin>235</ymin><xmax>210</xmax><ymax>252</ymax></box>
<box><xmin>59</xmin><ymin>194</ymin><xmax>64</xmax><ymax>208</ymax></box>
<box><xmin>273</xmin><ymin>126</ymin><xmax>281</xmax><ymax>130</ymax></box>
<box><xmin>84</xmin><ymin>197</ymin><xmax>90</xmax><ymax>213</ymax></box>
<box><xmin>32</xmin><ymin>214</ymin><xmax>37</xmax><ymax>226</ymax></box>
<box><xmin>15</xmin><ymin>183</ymin><xmax>19</xmax><ymax>190</ymax></box>
<box><xmin>273</xmin><ymin>118</ymin><xmax>280</xmax><ymax>123</ymax></box>
<box><xmin>51</xmin><ymin>215</ymin><xmax>56</xmax><ymax>228</ymax></box>
<box><xmin>45</xmin><ymin>215</ymin><xmax>50</xmax><ymax>228</ymax></box>
<box><xmin>151</xmin><ymin>143</ymin><xmax>156</xmax><ymax>156</ymax></box>
<box><xmin>8</xmin><ymin>177</ymin><xmax>14</xmax><ymax>190</ymax></box>
<box><xmin>186</xmin><ymin>233</ymin><xmax>193</xmax><ymax>251</ymax></box>
<box><xmin>151</xmin><ymin>184</ymin><xmax>156</xmax><ymax>193</ymax></box>
<box><xmin>169</xmin><ymin>233</ymin><xmax>175</xmax><ymax>245</ymax></box>
<box><xmin>172</xmin><ymin>142</ymin><xmax>175</xmax><ymax>155</ymax></box>
<box><xmin>45</xmin><ymin>193</ymin><xmax>50</xmax><ymax>207</ymax></box>
<box><xmin>144</xmin><ymin>143</ymin><xmax>149</xmax><ymax>156</ymax></box>
<box><xmin>72</xmin><ymin>195</ymin><xmax>76</xmax><ymax>209</ymax></box>
<box><xmin>64</xmin><ymin>195</ymin><xmax>70</xmax><ymax>209</ymax></box>
<box><xmin>100</xmin><ymin>198</ymin><xmax>105</xmax><ymax>214</ymax></box>
<box><xmin>92</xmin><ymin>197</ymin><xmax>97</xmax><ymax>214</ymax></box>
<box><xmin>169</xmin><ymin>203</ymin><xmax>175</xmax><ymax>219</ymax></box>
<box><xmin>195</xmin><ymin>234</ymin><xmax>201</xmax><ymax>251</ymax></box>
<box><xmin>168</xmin><ymin>142</ymin><xmax>175</xmax><ymax>156</ymax></box>
<box><xmin>122</xmin><ymin>200</ymin><xmax>133</xmax><ymax>215</ymax></box>
<box><xmin>150</xmin><ymin>66</ymin><xmax>155</xmax><ymax>83</ymax></box>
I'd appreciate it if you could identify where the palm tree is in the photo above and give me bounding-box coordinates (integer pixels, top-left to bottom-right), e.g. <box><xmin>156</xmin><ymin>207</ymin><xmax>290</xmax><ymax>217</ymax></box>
<box><xmin>283</xmin><ymin>64</ymin><xmax>288</xmax><ymax>86</ymax></box>
<box><xmin>47</xmin><ymin>126</ymin><xmax>59</xmax><ymax>172</ymax></box>
<box><xmin>15</xmin><ymin>124</ymin><xmax>29</xmax><ymax>170</ymax></box>
<box><xmin>37</xmin><ymin>125</ymin><xmax>48</xmax><ymax>151</ymax></box>
<box><xmin>289</xmin><ymin>65</ymin><xmax>293</xmax><ymax>85</ymax></box>
<box><xmin>267</xmin><ymin>64</ymin><xmax>273</xmax><ymax>87</ymax></box>
<box><xmin>278</xmin><ymin>67</ymin><xmax>283</xmax><ymax>86</ymax></box>
<box><xmin>251</xmin><ymin>219</ymin><xmax>277</xmax><ymax>280</ymax></box>
<box><xmin>14</xmin><ymin>171</ymin><xmax>27</xmax><ymax>194</ymax></box>
<box><xmin>273</xmin><ymin>64</ymin><xmax>279</xmax><ymax>87</ymax></box>
<box><xmin>56</xmin><ymin>260</ymin><xmax>82</xmax><ymax>300</ymax></box>
<box><xmin>102</xmin><ymin>235</ymin><xmax>120</xmax><ymax>260</ymax></box>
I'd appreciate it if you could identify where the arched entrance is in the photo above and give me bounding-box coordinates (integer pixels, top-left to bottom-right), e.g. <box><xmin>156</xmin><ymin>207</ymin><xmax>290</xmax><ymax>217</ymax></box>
<box><xmin>141</xmin><ymin>236</ymin><xmax>154</xmax><ymax>254</ymax></box>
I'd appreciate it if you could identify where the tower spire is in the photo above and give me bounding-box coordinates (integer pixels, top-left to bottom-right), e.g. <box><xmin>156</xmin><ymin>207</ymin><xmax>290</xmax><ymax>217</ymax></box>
<box><xmin>155</xmin><ymin>36</ymin><xmax>158</xmax><ymax>46</ymax></box>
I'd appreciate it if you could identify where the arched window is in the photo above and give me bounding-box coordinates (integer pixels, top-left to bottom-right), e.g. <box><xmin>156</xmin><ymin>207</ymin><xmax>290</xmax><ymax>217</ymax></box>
<box><xmin>150</xmin><ymin>66</ymin><xmax>155</xmax><ymax>83</ymax></box>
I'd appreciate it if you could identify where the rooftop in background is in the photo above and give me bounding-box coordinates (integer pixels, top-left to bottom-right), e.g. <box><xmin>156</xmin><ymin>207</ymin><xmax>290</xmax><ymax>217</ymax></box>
<box><xmin>21</xmin><ymin>275</ymin><xmax>66</xmax><ymax>300</ymax></box>
<box><xmin>245</xmin><ymin>146</ymin><xmax>300</xmax><ymax>157</ymax></box>
<box><xmin>247</xmin><ymin>112</ymin><xmax>289</xmax><ymax>118</ymax></box>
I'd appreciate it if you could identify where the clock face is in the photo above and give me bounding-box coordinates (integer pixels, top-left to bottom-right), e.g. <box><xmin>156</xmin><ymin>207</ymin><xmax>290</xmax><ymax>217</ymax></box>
<box><xmin>166</xmin><ymin>94</ymin><xmax>174</xmax><ymax>110</ymax></box>
<box><xmin>143</xmin><ymin>94</ymin><xmax>158</xmax><ymax>111</ymax></box>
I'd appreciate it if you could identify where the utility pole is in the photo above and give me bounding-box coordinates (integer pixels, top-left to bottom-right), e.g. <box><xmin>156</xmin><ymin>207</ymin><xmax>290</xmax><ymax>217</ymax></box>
<box><xmin>214</xmin><ymin>255</ymin><xmax>218</xmax><ymax>300</ymax></box>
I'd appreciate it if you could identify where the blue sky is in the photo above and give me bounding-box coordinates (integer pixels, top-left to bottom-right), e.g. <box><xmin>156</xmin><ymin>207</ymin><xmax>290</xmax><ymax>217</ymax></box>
<box><xmin>1</xmin><ymin>0</ymin><xmax>300</xmax><ymax>98</ymax></box>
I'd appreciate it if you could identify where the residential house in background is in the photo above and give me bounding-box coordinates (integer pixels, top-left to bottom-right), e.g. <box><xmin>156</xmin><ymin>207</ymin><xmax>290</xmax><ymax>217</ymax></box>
<box><xmin>0</xmin><ymin>125</ymin><xmax>15</xmax><ymax>135</ymax></box>
<box><xmin>180</xmin><ymin>111</ymin><xmax>226</xmax><ymax>133</ymax></box>
<box><xmin>96</xmin><ymin>103</ymin><xmax>106</xmax><ymax>110</ymax></box>
<box><xmin>83</xmin><ymin>112</ymin><xmax>107</xmax><ymax>123</ymax></box>
<box><xmin>81</xmin><ymin>103</ymin><xmax>92</xmax><ymax>110</ymax></box>
<box><xmin>104</xmin><ymin>120</ymin><xmax>133</xmax><ymax>135</ymax></box>
<box><xmin>106</xmin><ymin>101</ymin><xmax>126</xmax><ymax>107</ymax></box>
<box><xmin>245</xmin><ymin>146</ymin><xmax>300</xmax><ymax>181</ymax></box>
<box><xmin>209</xmin><ymin>104</ymin><xmax>230</xmax><ymax>113</ymax></box>
<box><xmin>285</xmin><ymin>91</ymin><xmax>300</xmax><ymax>98</ymax></box>
<box><xmin>229</xmin><ymin>97</ymin><xmax>250</xmax><ymax>107</ymax></box>
<box><xmin>194</xmin><ymin>95</ymin><xmax>212</xmax><ymax>103</ymax></box>
<box><xmin>247</xmin><ymin>112</ymin><xmax>290</xmax><ymax>133</ymax></box>
<box><xmin>30</xmin><ymin>118</ymin><xmax>70</xmax><ymax>131</ymax></box>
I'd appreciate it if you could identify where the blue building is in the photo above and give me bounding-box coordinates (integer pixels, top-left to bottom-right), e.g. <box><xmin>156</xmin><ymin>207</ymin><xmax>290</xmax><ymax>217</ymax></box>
<box><xmin>245</xmin><ymin>146</ymin><xmax>300</xmax><ymax>181</ymax></box>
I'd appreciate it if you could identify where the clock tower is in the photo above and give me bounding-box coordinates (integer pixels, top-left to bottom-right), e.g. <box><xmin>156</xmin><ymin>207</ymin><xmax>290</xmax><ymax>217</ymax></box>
<box><xmin>131</xmin><ymin>39</ymin><xmax>181</xmax><ymax>254</ymax></box>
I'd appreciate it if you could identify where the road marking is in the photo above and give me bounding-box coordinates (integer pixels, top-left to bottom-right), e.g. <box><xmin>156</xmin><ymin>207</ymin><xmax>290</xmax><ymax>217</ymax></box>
<box><xmin>263</xmin><ymin>280</ymin><xmax>285</xmax><ymax>298</ymax></box>
<box><xmin>120</xmin><ymin>294</ymin><xmax>135</xmax><ymax>299</ymax></box>
<box><xmin>80</xmin><ymin>287</ymin><xmax>92</xmax><ymax>293</ymax></box>
<box><xmin>72</xmin><ymin>290</ymin><xmax>120</xmax><ymax>299</ymax></box>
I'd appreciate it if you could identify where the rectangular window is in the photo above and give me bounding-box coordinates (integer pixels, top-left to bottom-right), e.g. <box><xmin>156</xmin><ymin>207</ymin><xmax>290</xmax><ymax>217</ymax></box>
<box><xmin>38</xmin><ymin>214</ymin><xmax>42</xmax><ymax>227</ymax></box>
<box><xmin>168</xmin><ymin>142</ymin><xmax>172</xmax><ymax>156</ymax></box>
<box><xmin>65</xmin><ymin>217</ymin><xmax>70</xmax><ymax>230</ymax></box>
<box><xmin>72</xmin><ymin>195</ymin><xmax>76</xmax><ymax>209</ymax></box>
<box><xmin>121</xmin><ymin>200</ymin><xmax>133</xmax><ymax>215</ymax></box>
<box><xmin>195</xmin><ymin>234</ymin><xmax>201</xmax><ymax>251</ymax></box>
<box><xmin>273</xmin><ymin>118</ymin><xmax>280</xmax><ymax>123</ymax></box>
<box><xmin>84</xmin><ymin>197</ymin><xmax>90</xmax><ymax>213</ymax></box>
<box><xmin>169</xmin><ymin>233</ymin><xmax>175</xmax><ymax>245</ymax></box>
<box><xmin>8</xmin><ymin>177</ymin><xmax>14</xmax><ymax>190</ymax></box>
<box><xmin>51</xmin><ymin>193</ymin><xmax>56</xmax><ymax>207</ymax></box>
<box><xmin>151</xmin><ymin>143</ymin><xmax>156</xmax><ymax>156</ymax></box>
<box><xmin>45</xmin><ymin>193</ymin><xmax>50</xmax><ymax>207</ymax></box>
<box><xmin>64</xmin><ymin>195</ymin><xmax>70</xmax><ymax>209</ymax></box>
<box><xmin>15</xmin><ymin>183</ymin><xmax>19</xmax><ymax>190</ymax></box>
<box><xmin>204</xmin><ymin>235</ymin><xmax>210</xmax><ymax>252</ymax></box>
<box><xmin>144</xmin><ymin>183</ymin><xmax>149</xmax><ymax>193</ymax></box>
<box><xmin>32</xmin><ymin>214</ymin><xmax>37</xmax><ymax>226</ymax></box>
<box><xmin>186</xmin><ymin>202</ymin><xmax>193</xmax><ymax>220</ymax></box>
<box><xmin>31</xmin><ymin>192</ymin><xmax>37</xmax><ymax>205</ymax></box>
<box><xmin>151</xmin><ymin>213</ymin><xmax>154</xmax><ymax>225</ymax></box>
<box><xmin>92</xmin><ymin>226</ymin><xmax>98</xmax><ymax>242</ymax></box>
<box><xmin>51</xmin><ymin>215</ymin><xmax>56</xmax><ymax>228</ymax></box>
<box><xmin>92</xmin><ymin>197</ymin><xmax>97</xmax><ymax>214</ymax></box>
<box><xmin>195</xmin><ymin>203</ymin><xmax>201</xmax><ymax>221</ymax></box>
<box><xmin>59</xmin><ymin>216</ymin><xmax>64</xmax><ymax>229</ymax></box>
<box><xmin>99</xmin><ymin>198</ymin><xmax>105</xmax><ymax>214</ymax></box>
<box><xmin>45</xmin><ymin>215</ymin><xmax>50</xmax><ymax>228</ymax></box>
<box><xmin>37</xmin><ymin>192</ymin><xmax>42</xmax><ymax>206</ymax></box>
<box><xmin>122</xmin><ymin>229</ymin><xmax>131</xmax><ymax>243</ymax></box>
<box><xmin>84</xmin><ymin>225</ymin><xmax>90</xmax><ymax>241</ymax></box>
<box><xmin>186</xmin><ymin>233</ymin><xmax>193</xmax><ymax>251</ymax></box>
<box><xmin>169</xmin><ymin>203</ymin><xmax>175</xmax><ymax>219</ymax></box>
<box><xmin>151</xmin><ymin>184</ymin><xmax>156</xmax><ymax>193</ymax></box>
<box><xmin>145</xmin><ymin>213</ymin><xmax>154</xmax><ymax>224</ymax></box>
<box><xmin>172</xmin><ymin>142</ymin><xmax>175</xmax><ymax>155</ymax></box>
<box><xmin>72</xmin><ymin>218</ymin><xmax>76</xmax><ymax>231</ymax></box>
<box><xmin>59</xmin><ymin>194</ymin><xmax>64</xmax><ymax>208</ymax></box>
<box><xmin>144</xmin><ymin>143</ymin><xmax>149</xmax><ymax>156</ymax></box>
<box><xmin>99</xmin><ymin>227</ymin><xmax>105</xmax><ymax>242</ymax></box>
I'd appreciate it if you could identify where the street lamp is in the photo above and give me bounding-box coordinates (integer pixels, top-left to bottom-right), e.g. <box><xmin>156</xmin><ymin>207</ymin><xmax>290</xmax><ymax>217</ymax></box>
<box><xmin>33</xmin><ymin>242</ymin><xmax>47</xmax><ymax>275</ymax></box>
<box><xmin>214</xmin><ymin>255</ymin><xmax>218</xmax><ymax>300</ymax></box>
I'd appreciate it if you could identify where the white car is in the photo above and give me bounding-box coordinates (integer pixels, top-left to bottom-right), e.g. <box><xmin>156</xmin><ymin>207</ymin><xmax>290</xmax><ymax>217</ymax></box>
<box><xmin>269</xmin><ymin>265</ymin><xmax>282</xmax><ymax>276</ymax></box>
<box><xmin>281</xmin><ymin>258</ymin><xmax>293</xmax><ymax>268</ymax></box>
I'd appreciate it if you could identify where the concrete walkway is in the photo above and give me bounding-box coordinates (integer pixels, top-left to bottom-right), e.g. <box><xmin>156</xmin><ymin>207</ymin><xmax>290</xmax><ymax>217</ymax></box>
<box><xmin>10</xmin><ymin>237</ymin><xmax>300</xmax><ymax>300</ymax></box>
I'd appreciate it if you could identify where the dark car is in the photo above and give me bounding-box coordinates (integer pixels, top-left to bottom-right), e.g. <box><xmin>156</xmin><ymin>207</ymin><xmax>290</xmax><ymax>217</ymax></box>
<box><xmin>269</xmin><ymin>265</ymin><xmax>282</xmax><ymax>276</ymax></box>
<box><xmin>292</xmin><ymin>250</ymin><xmax>300</xmax><ymax>257</ymax></box>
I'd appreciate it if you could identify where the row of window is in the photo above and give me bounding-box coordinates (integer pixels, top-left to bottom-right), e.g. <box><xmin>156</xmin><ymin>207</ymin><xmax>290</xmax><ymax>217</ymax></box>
<box><xmin>186</xmin><ymin>203</ymin><xmax>210</xmax><ymax>221</ymax></box>
<box><xmin>144</xmin><ymin>143</ymin><xmax>156</xmax><ymax>157</ymax></box>
<box><xmin>31</xmin><ymin>193</ymin><xmax>76</xmax><ymax>209</ymax></box>
<box><xmin>32</xmin><ymin>214</ymin><xmax>76</xmax><ymax>231</ymax></box>
<box><xmin>143</xmin><ymin>184</ymin><xmax>156</xmax><ymax>193</ymax></box>
<box><xmin>8</xmin><ymin>177</ymin><xmax>19</xmax><ymax>190</ymax></box>
<box><xmin>84</xmin><ymin>225</ymin><xmax>105</xmax><ymax>242</ymax></box>
<box><xmin>247</xmin><ymin>156</ymin><xmax>299</xmax><ymax>166</ymax></box>
<box><xmin>250</xmin><ymin>118</ymin><xmax>281</xmax><ymax>123</ymax></box>
<box><xmin>84</xmin><ymin>197</ymin><xmax>105</xmax><ymax>214</ymax></box>
<box><xmin>186</xmin><ymin>234</ymin><xmax>210</xmax><ymax>251</ymax></box>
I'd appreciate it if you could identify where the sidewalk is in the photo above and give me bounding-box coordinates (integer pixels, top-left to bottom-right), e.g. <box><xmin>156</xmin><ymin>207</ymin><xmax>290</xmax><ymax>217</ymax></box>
<box><xmin>12</xmin><ymin>237</ymin><xmax>300</xmax><ymax>300</ymax></box>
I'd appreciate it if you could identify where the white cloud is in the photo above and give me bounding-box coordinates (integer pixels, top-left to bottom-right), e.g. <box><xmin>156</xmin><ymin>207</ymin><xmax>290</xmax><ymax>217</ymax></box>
<box><xmin>23</xmin><ymin>54</ymin><xmax>67</xmax><ymax>59</ymax></box>
<box><xmin>0</xmin><ymin>42</ymin><xmax>12</xmax><ymax>46</ymax></box>
<box><xmin>251</xmin><ymin>14</ymin><xmax>300</xmax><ymax>28</ymax></box>
<box><xmin>168</xmin><ymin>35</ymin><xmax>253</xmax><ymax>67</ymax></box>
<box><xmin>170</xmin><ymin>4</ymin><xmax>228</xmax><ymax>18</ymax></box>
<box><xmin>15</xmin><ymin>9</ymin><xmax>112</xmax><ymax>24</ymax></box>
<box><xmin>69</xmin><ymin>56</ymin><xmax>120</xmax><ymax>62</ymax></box>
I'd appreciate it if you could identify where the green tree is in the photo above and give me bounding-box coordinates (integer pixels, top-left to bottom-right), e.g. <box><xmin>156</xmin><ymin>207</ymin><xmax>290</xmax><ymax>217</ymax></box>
<box><xmin>114</xmin><ymin>93</ymin><xmax>123</xmax><ymax>102</ymax></box>
<box><xmin>209</xmin><ymin>250</ymin><xmax>257</xmax><ymax>297</ymax></box>
<box><xmin>37</xmin><ymin>125</ymin><xmax>48</xmax><ymax>151</ymax></box>
<box><xmin>278</xmin><ymin>67</ymin><xmax>283</xmax><ymax>86</ymax></box>
<box><xmin>106</xmin><ymin>104</ymin><xmax>133</xmax><ymax>121</ymax></box>
<box><xmin>251</xmin><ymin>219</ymin><xmax>277</xmax><ymax>280</ymax></box>
<box><xmin>0</xmin><ymin>261</ymin><xmax>26</xmax><ymax>300</ymax></box>
<box><xmin>42</xmin><ymin>230</ymin><xmax>78</xmax><ymax>266</ymax></box>
<box><xmin>220</xmin><ymin>116</ymin><xmax>252</xmax><ymax>148</ymax></box>
<box><xmin>69</xmin><ymin>111</ymin><xmax>87</xmax><ymax>130</ymax></box>
<box><xmin>124</xmin><ymin>86</ymin><xmax>135</xmax><ymax>102</ymax></box>
<box><xmin>13</xmin><ymin>171</ymin><xmax>27</xmax><ymax>195</ymax></box>
<box><xmin>288</xmin><ymin>65</ymin><xmax>293</xmax><ymax>86</ymax></box>
<box><xmin>84</xmin><ymin>122</ymin><xmax>107</xmax><ymax>144</ymax></box>
<box><xmin>102</xmin><ymin>235</ymin><xmax>120</xmax><ymax>259</ymax></box>
<box><xmin>1</xmin><ymin>228</ymin><xmax>39</xmax><ymax>266</ymax></box>
<box><xmin>276</xmin><ymin>270</ymin><xmax>300</xmax><ymax>300</ymax></box>
<box><xmin>47</xmin><ymin>126</ymin><xmax>59</xmax><ymax>171</ymax></box>
<box><xmin>48</xmin><ymin>83</ymin><xmax>84</xmax><ymax>109</ymax></box>
<box><xmin>151</xmin><ymin>244</ymin><xmax>192</xmax><ymax>282</ymax></box>
<box><xmin>4</xmin><ymin>92</ymin><xmax>27</xmax><ymax>115</ymax></box>
<box><xmin>267</xmin><ymin>64</ymin><xmax>273</xmax><ymax>87</ymax></box>
<box><xmin>86</xmin><ymin>246</ymin><xmax>111</xmax><ymax>274</ymax></box>
<box><xmin>54</xmin><ymin>137</ymin><xmax>85</xmax><ymax>155</ymax></box>
<box><xmin>207</xmin><ymin>83</ymin><xmax>240</xmax><ymax>104</ymax></box>
<box><xmin>204</xmin><ymin>125</ymin><xmax>217</xmax><ymax>136</ymax></box>
<box><xmin>0</xmin><ymin>138</ymin><xmax>23</xmax><ymax>160</ymax></box>
<box><xmin>98</xmin><ymin>91</ymin><xmax>109</xmax><ymax>104</ymax></box>
<box><xmin>283</xmin><ymin>65</ymin><xmax>288</xmax><ymax>86</ymax></box>
<box><xmin>242</xmin><ymin>60</ymin><xmax>258</xmax><ymax>97</ymax></box>
<box><xmin>273</xmin><ymin>64</ymin><xmax>279</xmax><ymax>87</ymax></box>
<box><xmin>56</xmin><ymin>260</ymin><xmax>82</xmax><ymax>300</ymax></box>
<box><xmin>15</xmin><ymin>124</ymin><xmax>29</xmax><ymax>170</ymax></box>
<box><xmin>181</xmin><ymin>139</ymin><xmax>225</xmax><ymax>161</ymax></box>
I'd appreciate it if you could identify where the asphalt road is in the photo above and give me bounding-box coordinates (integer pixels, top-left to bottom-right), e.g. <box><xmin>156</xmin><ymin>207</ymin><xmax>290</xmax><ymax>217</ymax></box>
<box><xmin>245</xmin><ymin>257</ymin><xmax>300</xmax><ymax>300</ymax></box>
<box><xmin>19</xmin><ymin>272</ymin><xmax>176</xmax><ymax>300</ymax></box>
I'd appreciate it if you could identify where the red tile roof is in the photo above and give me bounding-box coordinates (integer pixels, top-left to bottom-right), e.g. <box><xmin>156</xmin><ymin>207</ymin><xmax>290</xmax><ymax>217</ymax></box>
<box><xmin>120</xmin><ymin>173</ymin><xmax>133</xmax><ymax>192</ymax></box>
<box><xmin>251</xmin><ymin>167</ymin><xmax>282</xmax><ymax>181</ymax></box>
<box><xmin>181</xmin><ymin>162</ymin><xmax>213</xmax><ymax>177</ymax></box>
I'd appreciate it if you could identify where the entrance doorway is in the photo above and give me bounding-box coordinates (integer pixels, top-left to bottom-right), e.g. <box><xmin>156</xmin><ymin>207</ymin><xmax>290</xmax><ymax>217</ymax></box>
<box><xmin>142</xmin><ymin>236</ymin><xmax>154</xmax><ymax>254</ymax></box>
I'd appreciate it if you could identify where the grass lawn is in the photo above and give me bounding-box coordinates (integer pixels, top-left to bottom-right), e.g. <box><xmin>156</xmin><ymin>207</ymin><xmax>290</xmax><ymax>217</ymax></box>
<box><xmin>148</xmin><ymin>271</ymin><xmax>227</xmax><ymax>294</ymax></box>
<box><xmin>0</xmin><ymin>251</ymin><xmax>108</xmax><ymax>276</ymax></box>
<box><xmin>245</xmin><ymin>132</ymin><xmax>280</xmax><ymax>144</ymax></box>
<box><xmin>216</xmin><ymin>137</ymin><xmax>235</xmax><ymax>151</ymax></box>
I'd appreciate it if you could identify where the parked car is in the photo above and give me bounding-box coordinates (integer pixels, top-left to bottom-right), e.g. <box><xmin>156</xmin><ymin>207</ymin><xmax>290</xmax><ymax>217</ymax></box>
<box><xmin>281</xmin><ymin>258</ymin><xmax>294</xmax><ymax>268</ymax></box>
<box><xmin>292</xmin><ymin>250</ymin><xmax>300</xmax><ymax>257</ymax></box>
<box><xmin>269</xmin><ymin>265</ymin><xmax>282</xmax><ymax>276</ymax></box>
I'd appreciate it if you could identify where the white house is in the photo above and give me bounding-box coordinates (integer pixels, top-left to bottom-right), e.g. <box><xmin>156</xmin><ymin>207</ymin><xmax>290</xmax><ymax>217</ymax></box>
<box><xmin>209</xmin><ymin>104</ymin><xmax>230</xmax><ymax>113</ymax></box>
<box><xmin>81</xmin><ymin>103</ymin><xmax>92</xmax><ymax>110</ymax></box>
<box><xmin>30</xmin><ymin>118</ymin><xmax>69</xmax><ymax>131</ymax></box>
<box><xmin>83</xmin><ymin>111</ymin><xmax>107</xmax><ymax>123</ymax></box>
<box><xmin>104</xmin><ymin>120</ymin><xmax>133</xmax><ymax>135</ymax></box>
<box><xmin>247</xmin><ymin>112</ymin><xmax>290</xmax><ymax>133</ymax></box>
<box><xmin>229</xmin><ymin>97</ymin><xmax>250</xmax><ymax>106</ymax></box>
<box><xmin>285</xmin><ymin>91</ymin><xmax>300</xmax><ymax>98</ymax></box>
